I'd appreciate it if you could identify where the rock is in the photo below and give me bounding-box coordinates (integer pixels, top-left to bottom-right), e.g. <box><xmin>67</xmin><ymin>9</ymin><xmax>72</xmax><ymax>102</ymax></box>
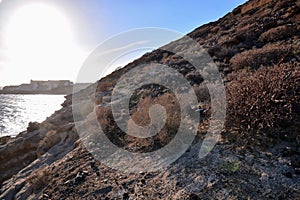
<box><xmin>75</xmin><ymin>172</ymin><xmax>85</xmax><ymax>184</ymax></box>
<box><xmin>102</xmin><ymin>179</ymin><xmax>108</xmax><ymax>184</ymax></box>
<box><xmin>295</xmin><ymin>168</ymin><xmax>300</xmax><ymax>175</ymax></box>
<box><xmin>282</xmin><ymin>171</ymin><xmax>293</xmax><ymax>178</ymax></box>
<box><xmin>282</xmin><ymin>147</ymin><xmax>296</xmax><ymax>157</ymax></box>
<box><xmin>27</xmin><ymin>122</ymin><xmax>40</xmax><ymax>132</ymax></box>
<box><xmin>0</xmin><ymin>136</ymin><xmax>11</xmax><ymax>145</ymax></box>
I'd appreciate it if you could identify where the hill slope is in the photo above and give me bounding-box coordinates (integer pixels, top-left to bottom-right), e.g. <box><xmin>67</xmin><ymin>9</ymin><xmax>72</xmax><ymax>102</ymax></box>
<box><xmin>1</xmin><ymin>0</ymin><xmax>299</xmax><ymax>199</ymax></box>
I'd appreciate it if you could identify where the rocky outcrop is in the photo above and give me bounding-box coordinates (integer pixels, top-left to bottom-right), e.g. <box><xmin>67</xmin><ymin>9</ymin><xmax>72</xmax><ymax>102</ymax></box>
<box><xmin>0</xmin><ymin>0</ymin><xmax>299</xmax><ymax>199</ymax></box>
<box><xmin>0</xmin><ymin>95</ymin><xmax>77</xmax><ymax>190</ymax></box>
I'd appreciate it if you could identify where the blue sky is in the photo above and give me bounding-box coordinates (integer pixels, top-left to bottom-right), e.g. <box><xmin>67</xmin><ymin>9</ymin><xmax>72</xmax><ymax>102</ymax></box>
<box><xmin>57</xmin><ymin>0</ymin><xmax>248</xmax><ymax>50</ymax></box>
<box><xmin>0</xmin><ymin>0</ymin><xmax>247</xmax><ymax>86</ymax></box>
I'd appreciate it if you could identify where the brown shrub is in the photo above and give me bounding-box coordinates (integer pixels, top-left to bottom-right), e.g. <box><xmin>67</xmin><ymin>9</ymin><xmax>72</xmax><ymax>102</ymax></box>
<box><xmin>27</xmin><ymin>167</ymin><xmax>51</xmax><ymax>192</ymax></box>
<box><xmin>95</xmin><ymin>90</ymin><xmax>183</xmax><ymax>152</ymax></box>
<box><xmin>226</xmin><ymin>62</ymin><xmax>300</xmax><ymax>144</ymax></box>
<box><xmin>37</xmin><ymin>130</ymin><xmax>61</xmax><ymax>156</ymax></box>
<box><xmin>96</xmin><ymin>106</ymin><xmax>114</xmax><ymax>132</ymax></box>
<box><xmin>259</xmin><ymin>25</ymin><xmax>296</xmax><ymax>43</ymax></box>
<box><xmin>193</xmin><ymin>84</ymin><xmax>210</xmax><ymax>102</ymax></box>
<box><xmin>96</xmin><ymin>81</ymin><xmax>115</xmax><ymax>93</ymax></box>
<box><xmin>94</xmin><ymin>81</ymin><xmax>115</xmax><ymax>105</ymax></box>
<box><xmin>230</xmin><ymin>44</ymin><xmax>291</xmax><ymax>71</ymax></box>
<box><xmin>125</xmin><ymin>93</ymin><xmax>181</xmax><ymax>151</ymax></box>
<box><xmin>241</xmin><ymin>0</ymin><xmax>273</xmax><ymax>14</ymax></box>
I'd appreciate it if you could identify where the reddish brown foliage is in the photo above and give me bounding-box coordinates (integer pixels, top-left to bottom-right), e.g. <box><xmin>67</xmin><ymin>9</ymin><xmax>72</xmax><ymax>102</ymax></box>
<box><xmin>259</xmin><ymin>25</ymin><xmax>297</xmax><ymax>43</ymax></box>
<box><xmin>230</xmin><ymin>44</ymin><xmax>292</xmax><ymax>70</ymax></box>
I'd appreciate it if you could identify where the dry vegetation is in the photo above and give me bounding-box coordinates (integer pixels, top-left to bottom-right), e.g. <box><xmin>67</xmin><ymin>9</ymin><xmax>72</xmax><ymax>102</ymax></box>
<box><xmin>26</xmin><ymin>167</ymin><xmax>51</xmax><ymax>192</ymax></box>
<box><xmin>37</xmin><ymin>130</ymin><xmax>61</xmax><ymax>156</ymax></box>
<box><xmin>226</xmin><ymin>62</ymin><xmax>300</xmax><ymax>146</ymax></box>
<box><xmin>230</xmin><ymin>43</ymin><xmax>293</xmax><ymax>71</ymax></box>
<box><xmin>259</xmin><ymin>25</ymin><xmax>297</xmax><ymax>43</ymax></box>
<box><xmin>95</xmin><ymin>91</ymin><xmax>183</xmax><ymax>152</ymax></box>
<box><xmin>126</xmin><ymin>93</ymin><xmax>181</xmax><ymax>151</ymax></box>
<box><xmin>241</xmin><ymin>0</ymin><xmax>273</xmax><ymax>14</ymax></box>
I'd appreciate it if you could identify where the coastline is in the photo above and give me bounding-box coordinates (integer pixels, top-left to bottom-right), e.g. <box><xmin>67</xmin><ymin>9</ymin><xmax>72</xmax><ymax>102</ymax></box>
<box><xmin>0</xmin><ymin>90</ymin><xmax>71</xmax><ymax>95</ymax></box>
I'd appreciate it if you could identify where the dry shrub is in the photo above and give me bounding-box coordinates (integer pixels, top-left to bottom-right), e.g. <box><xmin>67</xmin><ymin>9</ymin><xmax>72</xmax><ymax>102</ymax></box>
<box><xmin>27</xmin><ymin>167</ymin><xmax>51</xmax><ymax>192</ymax></box>
<box><xmin>97</xmin><ymin>81</ymin><xmax>115</xmax><ymax>93</ymax></box>
<box><xmin>193</xmin><ymin>84</ymin><xmax>210</xmax><ymax>102</ymax></box>
<box><xmin>95</xmin><ymin>82</ymin><xmax>114</xmax><ymax>105</ymax></box>
<box><xmin>96</xmin><ymin>106</ymin><xmax>114</xmax><ymax>132</ymax></box>
<box><xmin>230</xmin><ymin>44</ymin><xmax>291</xmax><ymax>71</ymax></box>
<box><xmin>95</xmin><ymin>105</ymin><xmax>128</xmax><ymax>147</ymax></box>
<box><xmin>131</xmin><ymin>93</ymin><xmax>179</xmax><ymax>126</ymax></box>
<box><xmin>126</xmin><ymin>93</ymin><xmax>181</xmax><ymax>151</ymax></box>
<box><xmin>95</xmin><ymin>90</ymin><xmax>182</xmax><ymax>152</ymax></box>
<box><xmin>94</xmin><ymin>81</ymin><xmax>212</xmax><ymax>151</ymax></box>
<box><xmin>37</xmin><ymin>130</ymin><xmax>61</xmax><ymax>156</ymax></box>
<box><xmin>237</xmin><ymin>22</ymin><xmax>258</xmax><ymax>34</ymax></box>
<box><xmin>259</xmin><ymin>25</ymin><xmax>296</xmax><ymax>42</ymax></box>
<box><xmin>241</xmin><ymin>0</ymin><xmax>272</xmax><ymax>14</ymax></box>
<box><xmin>226</xmin><ymin>62</ymin><xmax>300</xmax><ymax>144</ymax></box>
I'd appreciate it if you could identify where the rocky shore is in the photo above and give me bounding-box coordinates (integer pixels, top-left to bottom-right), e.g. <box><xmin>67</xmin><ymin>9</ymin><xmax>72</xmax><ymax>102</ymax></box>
<box><xmin>0</xmin><ymin>0</ymin><xmax>299</xmax><ymax>199</ymax></box>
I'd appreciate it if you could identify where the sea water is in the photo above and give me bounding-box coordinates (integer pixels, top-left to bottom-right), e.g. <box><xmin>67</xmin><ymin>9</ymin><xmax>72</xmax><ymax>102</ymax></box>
<box><xmin>0</xmin><ymin>94</ymin><xmax>65</xmax><ymax>137</ymax></box>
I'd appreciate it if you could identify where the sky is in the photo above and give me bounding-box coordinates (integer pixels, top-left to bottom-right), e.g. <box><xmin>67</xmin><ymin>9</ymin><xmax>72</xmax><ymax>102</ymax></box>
<box><xmin>0</xmin><ymin>0</ymin><xmax>247</xmax><ymax>86</ymax></box>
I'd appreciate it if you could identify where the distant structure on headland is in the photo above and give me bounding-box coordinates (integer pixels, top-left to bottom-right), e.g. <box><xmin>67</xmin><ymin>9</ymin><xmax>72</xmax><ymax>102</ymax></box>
<box><xmin>0</xmin><ymin>80</ymin><xmax>90</xmax><ymax>95</ymax></box>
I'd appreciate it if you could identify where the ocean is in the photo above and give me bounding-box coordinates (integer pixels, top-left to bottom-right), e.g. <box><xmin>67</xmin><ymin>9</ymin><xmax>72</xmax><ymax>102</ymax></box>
<box><xmin>0</xmin><ymin>94</ymin><xmax>65</xmax><ymax>137</ymax></box>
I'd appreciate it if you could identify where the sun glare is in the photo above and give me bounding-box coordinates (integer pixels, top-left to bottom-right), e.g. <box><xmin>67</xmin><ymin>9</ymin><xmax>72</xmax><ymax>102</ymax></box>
<box><xmin>2</xmin><ymin>3</ymin><xmax>85</xmax><ymax>83</ymax></box>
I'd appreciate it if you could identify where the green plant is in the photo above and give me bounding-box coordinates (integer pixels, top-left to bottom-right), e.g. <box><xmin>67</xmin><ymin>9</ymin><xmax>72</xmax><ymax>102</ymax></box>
<box><xmin>223</xmin><ymin>160</ymin><xmax>239</xmax><ymax>173</ymax></box>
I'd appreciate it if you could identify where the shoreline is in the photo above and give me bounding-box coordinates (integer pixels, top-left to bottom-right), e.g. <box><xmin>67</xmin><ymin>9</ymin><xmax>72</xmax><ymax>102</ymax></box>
<box><xmin>0</xmin><ymin>92</ymin><xmax>69</xmax><ymax>95</ymax></box>
<box><xmin>0</xmin><ymin>90</ymin><xmax>71</xmax><ymax>95</ymax></box>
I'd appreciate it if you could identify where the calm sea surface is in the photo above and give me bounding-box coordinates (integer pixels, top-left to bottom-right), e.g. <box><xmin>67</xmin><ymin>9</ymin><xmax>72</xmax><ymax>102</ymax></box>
<box><xmin>0</xmin><ymin>94</ymin><xmax>65</xmax><ymax>137</ymax></box>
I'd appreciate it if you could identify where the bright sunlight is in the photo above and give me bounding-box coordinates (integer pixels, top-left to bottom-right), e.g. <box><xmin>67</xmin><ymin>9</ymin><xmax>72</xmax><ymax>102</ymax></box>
<box><xmin>2</xmin><ymin>3</ymin><xmax>85</xmax><ymax>84</ymax></box>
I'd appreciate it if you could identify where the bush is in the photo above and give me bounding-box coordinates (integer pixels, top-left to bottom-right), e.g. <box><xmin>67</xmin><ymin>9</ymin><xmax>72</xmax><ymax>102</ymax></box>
<box><xmin>130</xmin><ymin>92</ymin><xmax>181</xmax><ymax>151</ymax></box>
<box><xmin>259</xmin><ymin>25</ymin><xmax>296</xmax><ymax>43</ymax></box>
<box><xmin>27</xmin><ymin>167</ymin><xmax>51</xmax><ymax>192</ymax></box>
<box><xmin>193</xmin><ymin>84</ymin><xmax>210</xmax><ymax>102</ymax></box>
<box><xmin>226</xmin><ymin>62</ymin><xmax>300</xmax><ymax>144</ymax></box>
<box><xmin>95</xmin><ymin>91</ymin><xmax>182</xmax><ymax>152</ymax></box>
<box><xmin>230</xmin><ymin>44</ymin><xmax>291</xmax><ymax>70</ymax></box>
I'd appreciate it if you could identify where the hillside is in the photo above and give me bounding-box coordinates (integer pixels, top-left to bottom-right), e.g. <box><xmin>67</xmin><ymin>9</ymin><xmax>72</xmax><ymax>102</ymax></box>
<box><xmin>0</xmin><ymin>0</ymin><xmax>299</xmax><ymax>199</ymax></box>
